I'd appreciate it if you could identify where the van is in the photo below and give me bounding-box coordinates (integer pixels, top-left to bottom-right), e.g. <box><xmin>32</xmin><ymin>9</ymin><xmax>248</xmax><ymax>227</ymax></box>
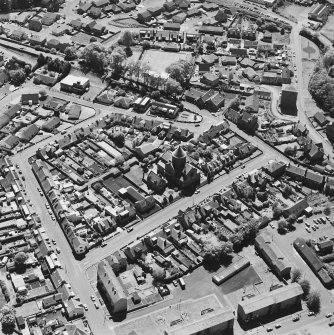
<box><xmin>178</xmin><ymin>278</ymin><xmax>185</xmax><ymax>290</ymax></box>
<box><xmin>1</xmin><ymin>256</ymin><xmax>8</xmax><ymax>266</ymax></box>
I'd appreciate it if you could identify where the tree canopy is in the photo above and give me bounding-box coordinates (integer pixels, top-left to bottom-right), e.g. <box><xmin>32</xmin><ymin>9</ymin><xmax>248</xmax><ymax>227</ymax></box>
<box><xmin>309</xmin><ymin>69</ymin><xmax>334</xmax><ymax>116</ymax></box>
<box><xmin>9</xmin><ymin>69</ymin><xmax>25</xmax><ymax>85</ymax></box>
<box><xmin>166</xmin><ymin>59</ymin><xmax>193</xmax><ymax>85</ymax></box>
<box><xmin>14</xmin><ymin>251</ymin><xmax>27</xmax><ymax>270</ymax></box>
<box><xmin>291</xmin><ymin>268</ymin><xmax>302</xmax><ymax>283</ymax></box>
<box><xmin>306</xmin><ymin>291</ymin><xmax>321</xmax><ymax>313</ymax></box>
<box><xmin>0</xmin><ymin>305</ymin><xmax>16</xmax><ymax>333</ymax></box>
<box><xmin>80</xmin><ymin>43</ymin><xmax>108</xmax><ymax>74</ymax></box>
<box><xmin>323</xmin><ymin>48</ymin><xmax>334</xmax><ymax>69</ymax></box>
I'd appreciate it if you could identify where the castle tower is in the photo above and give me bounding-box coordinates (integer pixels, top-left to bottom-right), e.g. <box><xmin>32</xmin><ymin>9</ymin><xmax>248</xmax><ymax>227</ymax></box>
<box><xmin>172</xmin><ymin>146</ymin><xmax>186</xmax><ymax>178</ymax></box>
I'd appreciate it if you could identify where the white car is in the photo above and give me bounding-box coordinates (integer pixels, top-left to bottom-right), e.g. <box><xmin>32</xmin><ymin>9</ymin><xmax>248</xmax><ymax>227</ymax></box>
<box><xmin>91</xmin><ymin>295</ymin><xmax>96</xmax><ymax>301</ymax></box>
<box><xmin>83</xmin><ymin>304</ymin><xmax>88</xmax><ymax>311</ymax></box>
<box><xmin>326</xmin><ymin>313</ymin><xmax>333</xmax><ymax>318</ymax></box>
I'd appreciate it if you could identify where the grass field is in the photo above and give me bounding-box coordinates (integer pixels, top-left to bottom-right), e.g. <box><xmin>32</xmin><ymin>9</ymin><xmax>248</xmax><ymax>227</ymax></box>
<box><xmin>321</xmin><ymin>15</ymin><xmax>334</xmax><ymax>42</ymax></box>
<box><xmin>140</xmin><ymin>50</ymin><xmax>192</xmax><ymax>73</ymax></box>
<box><xmin>301</xmin><ymin>36</ymin><xmax>319</xmax><ymax>61</ymax></box>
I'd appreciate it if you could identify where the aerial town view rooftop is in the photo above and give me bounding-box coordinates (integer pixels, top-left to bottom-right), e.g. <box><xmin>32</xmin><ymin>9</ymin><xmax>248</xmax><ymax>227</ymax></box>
<box><xmin>1</xmin><ymin>0</ymin><xmax>334</xmax><ymax>334</ymax></box>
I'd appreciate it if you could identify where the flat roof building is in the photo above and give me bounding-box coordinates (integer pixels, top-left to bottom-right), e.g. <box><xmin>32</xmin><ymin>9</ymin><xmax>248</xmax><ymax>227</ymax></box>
<box><xmin>238</xmin><ymin>283</ymin><xmax>303</xmax><ymax>323</ymax></box>
<box><xmin>60</xmin><ymin>75</ymin><xmax>90</xmax><ymax>95</ymax></box>
<box><xmin>114</xmin><ymin>294</ymin><xmax>234</xmax><ymax>335</ymax></box>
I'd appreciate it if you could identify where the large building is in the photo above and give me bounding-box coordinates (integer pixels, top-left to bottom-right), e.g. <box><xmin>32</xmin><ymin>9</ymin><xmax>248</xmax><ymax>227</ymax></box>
<box><xmin>158</xmin><ymin>146</ymin><xmax>201</xmax><ymax>190</ymax></box>
<box><xmin>97</xmin><ymin>260</ymin><xmax>127</xmax><ymax>314</ymax></box>
<box><xmin>280</xmin><ymin>84</ymin><xmax>297</xmax><ymax>116</ymax></box>
<box><xmin>237</xmin><ymin>283</ymin><xmax>303</xmax><ymax>323</ymax></box>
<box><xmin>114</xmin><ymin>294</ymin><xmax>234</xmax><ymax>335</ymax></box>
<box><xmin>60</xmin><ymin>75</ymin><xmax>90</xmax><ymax>95</ymax></box>
<box><xmin>308</xmin><ymin>4</ymin><xmax>329</xmax><ymax>22</ymax></box>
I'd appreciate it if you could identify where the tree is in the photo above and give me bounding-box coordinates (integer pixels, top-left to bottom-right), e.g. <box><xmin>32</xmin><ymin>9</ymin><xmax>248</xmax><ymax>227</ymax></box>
<box><xmin>282</xmin><ymin>184</ymin><xmax>293</xmax><ymax>198</ymax></box>
<box><xmin>284</xmin><ymin>146</ymin><xmax>296</xmax><ymax>156</ymax></box>
<box><xmin>324</xmin><ymin>205</ymin><xmax>331</xmax><ymax>216</ymax></box>
<box><xmin>80</xmin><ymin>43</ymin><xmax>107</xmax><ymax>74</ymax></box>
<box><xmin>39</xmin><ymin>89</ymin><xmax>48</xmax><ymax>100</ymax></box>
<box><xmin>9</xmin><ymin>69</ymin><xmax>25</xmax><ymax>85</ymax></box>
<box><xmin>151</xmin><ymin>90</ymin><xmax>160</xmax><ymax>100</ymax></box>
<box><xmin>309</xmin><ymin>69</ymin><xmax>334</xmax><ymax>116</ymax></box>
<box><xmin>110</xmin><ymin>47</ymin><xmax>126</xmax><ymax>76</ymax></box>
<box><xmin>122</xmin><ymin>31</ymin><xmax>133</xmax><ymax>48</ymax></box>
<box><xmin>94</xmin><ymin>182</ymin><xmax>103</xmax><ymax>193</ymax></box>
<box><xmin>0</xmin><ymin>305</ymin><xmax>16</xmax><ymax>333</ymax></box>
<box><xmin>191</xmin><ymin>151</ymin><xmax>200</xmax><ymax>161</ymax></box>
<box><xmin>299</xmin><ymin>279</ymin><xmax>311</xmax><ymax>298</ymax></box>
<box><xmin>152</xmin><ymin>268</ymin><xmax>165</xmax><ymax>286</ymax></box>
<box><xmin>306</xmin><ymin>291</ymin><xmax>321</xmax><ymax>313</ymax></box>
<box><xmin>291</xmin><ymin>268</ymin><xmax>302</xmax><ymax>283</ymax></box>
<box><xmin>112</xmin><ymin>132</ymin><xmax>125</xmax><ymax>147</ymax></box>
<box><xmin>219</xmin><ymin>241</ymin><xmax>233</xmax><ymax>259</ymax></box>
<box><xmin>165</xmin><ymin>78</ymin><xmax>182</xmax><ymax>96</ymax></box>
<box><xmin>230</xmin><ymin>97</ymin><xmax>240</xmax><ymax>110</ymax></box>
<box><xmin>277</xmin><ymin>219</ymin><xmax>287</xmax><ymax>234</ymax></box>
<box><xmin>166</xmin><ymin>59</ymin><xmax>193</xmax><ymax>85</ymax></box>
<box><xmin>323</xmin><ymin>49</ymin><xmax>334</xmax><ymax>69</ymax></box>
<box><xmin>142</xmin><ymin>40</ymin><xmax>150</xmax><ymax>50</ymax></box>
<box><xmin>272</xmin><ymin>202</ymin><xmax>282</xmax><ymax>219</ymax></box>
<box><xmin>122</xmin><ymin>31</ymin><xmax>133</xmax><ymax>56</ymax></box>
<box><xmin>280</xmin><ymin>28</ymin><xmax>285</xmax><ymax>35</ymax></box>
<box><xmin>64</xmin><ymin>46</ymin><xmax>77</xmax><ymax>61</ymax></box>
<box><xmin>169</xmin><ymin>194</ymin><xmax>173</xmax><ymax>203</ymax></box>
<box><xmin>14</xmin><ymin>251</ymin><xmax>28</xmax><ymax>270</ymax></box>
<box><xmin>263</xmin><ymin>22</ymin><xmax>279</xmax><ymax>32</ymax></box>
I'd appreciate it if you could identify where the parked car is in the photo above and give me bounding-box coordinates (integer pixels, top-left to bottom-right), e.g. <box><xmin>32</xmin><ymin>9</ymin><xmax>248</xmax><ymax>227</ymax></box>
<box><xmin>292</xmin><ymin>315</ymin><xmax>300</xmax><ymax>322</ymax></box>
<box><xmin>326</xmin><ymin>313</ymin><xmax>333</xmax><ymax>318</ymax></box>
<box><xmin>83</xmin><ymin>304</ymin><xmax>88</xmax><ymax>311</ymax></box>
<box><xmin>275</xmin><ymin>324</ymin><xmax>281</xmax><ymax>329</ymax></box>
<box><xmin>94</xmin><ymin>302</ymin><xmax>99</xmax><ymax>309</ymax></box>
<box><xmin>127</xmin><ymin>228</ymin><xmax>134</xmax><ymax>233</ymax></box>
<box><xmin>91</xmin><ymin>295</ymin><xmax>96</xmax><ymax>301</ymax></box>
<box><xmin>308</xmin><ymin>311</ymin><xmax>315</xmax><ymax>316</ymax></box>
<box><xmin>266</xmin><ymin>327</ymin><xmax>273</xmax><ymax>332</ymax></box>
<box><xmin>56</xmin><ymin>247</ymin><xmax>61</xmax><ymax>254</ymax></box>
